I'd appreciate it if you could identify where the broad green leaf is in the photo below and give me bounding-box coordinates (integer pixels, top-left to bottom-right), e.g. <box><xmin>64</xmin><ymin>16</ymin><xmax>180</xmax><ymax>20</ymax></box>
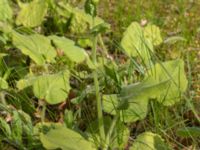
<box><xmin>103</xmin><ymin>94</ymin><xmax>149</xmax><ymax>123</ymax></box>
<box><xmin>33</xmin><ymin>71</ymin><xmax>70</xmax><ymax>104</ymax></box>
<box><xmin>120</xmin><ymin>59</ymin><xmax>187</xmax><ymax>109</ymax></box>
<box><xmin>176</xmin><ymin>127</ymin><xmax>200</xmax><ymax>138</ymax></box>
<box><xmin>40</xmin><ymin>125</ymin><xmax>95</xmax><ymax>150</ymax></box>
<box><xmin>0</xmin><ymin>77</ymin><xmax>8</xmax><ymax>89</ymax></box>
<box><xmin>144</xmin><ymin>24</ymin><xmax>163</xmax><ymax>46</ymax></box>
<box><xmin>56</xmin><ymin>3</ymin><xmax>109</xmax><ymax>34</ymax></box>
<box><xmin>145</xmin><ymin>59</ymin><xmax>188</xmax><ymax>106</ymax></box>
<box><xmin>16</xmin><ymin>0</ymin><xmax>48</xmax><ymax>27</ymax></box>
<box><xmin>121</xmin><ymin>22</ymin><xmax>153</xmax><ymax>65</ymax></box>
<box><xmin>0</xmin><ymin>0</ymin><xmax>12</xmax><ymax>21</ymax></box>
<box><xmin>12</xmin><ymin>31</ymin><xmax>56</xmax><ymax>65</ymax></box>
<box><xmin>130</xmin><ymin>132</ymin><xmax>169</xmax><ymax>150</ymax></box>
<box><xmin>49</xmin><ymin>35</ymin><xmax>87</xmax><ymax>63</ymax></box>
<box><xmin>17</xmin><ymin>76</ymin><xmax>38</xmax><ymax>90</ymax></box>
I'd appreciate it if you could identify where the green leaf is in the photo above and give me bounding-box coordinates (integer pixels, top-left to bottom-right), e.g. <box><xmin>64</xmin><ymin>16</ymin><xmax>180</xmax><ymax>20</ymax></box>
<box><xmin>33</xmin><ymin>71</ymin><xmax>71</xmax><ymax>104</ymax></box>
<box><xmin>120</xmin><ymin>59</ymin><xmax>188</xmax><ymax>108</ymax></box>
<box><xmin>145</xmin><ymin>59</ymin><xmax>188</xmax><ymax>106</ymax></box>
<box><xmin>56</xmin><ymin>3</ymin><xmax>109</xmax><ymax>34</ymax></box>
<box><xmin>49</xmin><ymin>35</ymin><xmax>87</xmax><ymax>63</ymax></box>
<box><xmin>103</xmin><ymin>94</ymin><xmax>149</xmax><ymax>123</ymax></box>
<box><xmin>144</xmin><ymin>24</ymin><xmax>163</xmax><ymax>46</ymax></box>
<box><xmin>130</xmin><ymin>132</ymin><xmax>170</xmax><ymax>150</ymax></box>
<box><xmin>121</xmin><ymin>22</ymin><xmax>153</xmax><ymax>65</ymax></box>
<box><xmin>0</xmin><ymin>77</ymin><xmax>8</xmax><ymax>89</ymax></box>
<box><xmin>16</xmin><ymin>0</ymin><xmax>48</xmax><ymax>27</ymax></box>
<box><xmin>40</xmin><ymin>124</ymin><xmax>95</xmax><ymax>150</ymax></box>
<box><xmin>0</xmin><ymin>0</ymin><xmax>13</xmax><ymax>21</ymax></box>
<box><xmin>12</xmin><ymin>31</ymin><xmax>56</xmax><ymax>65</ymax></box>
<box><xmin>176</xmin><ymin>127</ymin><xmax>200</xmax><ymax>138</ymax></box>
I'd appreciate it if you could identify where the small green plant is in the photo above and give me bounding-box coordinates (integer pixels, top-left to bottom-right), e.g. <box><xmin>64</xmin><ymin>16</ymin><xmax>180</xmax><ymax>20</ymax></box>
<box><xmin>0</xmin><ymin>0</ymin><xmax>199</xmax><ymax>149</ymax></box>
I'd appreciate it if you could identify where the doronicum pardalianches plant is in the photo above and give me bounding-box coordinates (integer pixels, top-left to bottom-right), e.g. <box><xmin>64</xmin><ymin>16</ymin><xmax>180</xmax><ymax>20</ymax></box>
<box><xmin>0</xmin><ymin>0</ymin><xmax>199</xmax><ymax>150</ymax></box>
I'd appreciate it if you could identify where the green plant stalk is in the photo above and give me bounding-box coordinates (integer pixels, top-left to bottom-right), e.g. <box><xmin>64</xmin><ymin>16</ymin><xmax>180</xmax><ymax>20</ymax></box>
<box><xmin>41</xmin><ymin>101</ymin><xmax>46</xmax><ymax>123</ymax></box>
<box><xmin>92</xmin><ymin>34</ymin><xmax>106</xmax><ymax>144</ymax></box>
<box><xmin>104</xmin><ymin>115</ymin><xmax>118</xmax><ymax>149</ymax></box>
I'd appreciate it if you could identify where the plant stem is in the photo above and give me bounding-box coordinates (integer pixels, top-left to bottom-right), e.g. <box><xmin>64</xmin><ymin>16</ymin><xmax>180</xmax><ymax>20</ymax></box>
<box><xmin>41</xmin><ymin>101</ymin><xmax>46</xmax><ymax>123</ymax></box>
<box><xmin>104</xmin><ymin>115</ymin><xmax>118</xmax><ymax>149</ymax></box>
<box><xmin>91</xmin><ymin>30</ymin><xmax>106</xmax><ymax>146</ymax></box>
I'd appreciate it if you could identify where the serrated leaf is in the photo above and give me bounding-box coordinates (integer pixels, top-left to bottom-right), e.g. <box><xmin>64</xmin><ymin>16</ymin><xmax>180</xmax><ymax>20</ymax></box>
<box><xmin>33</xmin><ymin>71</ymin><xmax>71</xmax><ymax>104</ymax></box>
<box><xmin>144</xmin><ymin>24</ymin><xmax>163</xmax><ymax>46</ymax></box>
<box><xmin>16</xmin><ymin>0</ymin><xmax>48</xmax><ymax>27</ymax></box>
<box><xmin>40</xmin><ymin>124</ymin><xmax>95</xmax><ymax>150</ymax></box>
<box><xmin>176</xmin><ymin>127</ymin><xmax>200</xmax><ymax>138</ymax></box>
<box><xmin>0</xmin><ymin>0</ymin><xmax>13</xmax><ymax>21</ymax></box>
<box><xmin>130</xmin><ymin>132</ymin><xmax>170</xmax><ymax>150</ymax></box>
<box><xmin>12</xmin><ymin>31</ymin><xmax>56</xmax><ymax>65</ymax></box>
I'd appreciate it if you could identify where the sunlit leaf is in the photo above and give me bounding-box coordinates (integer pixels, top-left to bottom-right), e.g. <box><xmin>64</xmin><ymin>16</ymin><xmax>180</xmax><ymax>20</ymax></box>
<box><xmin>145</xmin><ymin>59</ymin><xmax>188</xmax><ymax>106</ymax></box>
<box><xmin>16</xmin><ymin>0</ymin><xmax>48</xmax><ymax>27</ymax></box>
<box><xmin>49</xmin><ymin>35</ymin><xmax>87</xmax><ymax>63</ymax></box>
<box><xmin>40</xmin><ymin>124</ymin><xmax>95</xmax><ymax>150</ymax></box>
<box><xmin>144</xmin><ymin>24</ymin><xmax>163</xmax><ymax>46</ymax></box>
<box><xmin>130</xmin><ymin>132</ymin><xmax>170</xmax><ymax>150</ymax></box>
<box><xmin>33</xmin><ymin>71</ymin><xmax>70</xmax><ymax>104</ymax></box>
<box><xmin>12</xmin><ymin>31</ymin><xmax>56</xmax><ymax>65</ymax></box>
<box><xmin>121</xmin><ymin>22</ymin><xmax>153</xmax><ymax>65</ymax></box>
